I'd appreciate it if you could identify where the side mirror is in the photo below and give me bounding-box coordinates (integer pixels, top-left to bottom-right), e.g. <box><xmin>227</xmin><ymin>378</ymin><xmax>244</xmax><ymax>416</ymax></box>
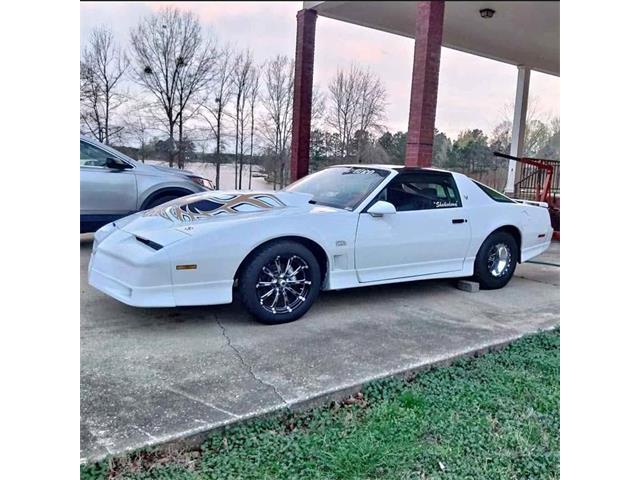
<box><xmin>105</xmin><ymin>157</ymin><xmax>129</xmax><ymax>170</ymax></box>
<box><xmin>367</xmin><ymin>200</ymin><xmax>396</xmax><ymax>217</ymax></box>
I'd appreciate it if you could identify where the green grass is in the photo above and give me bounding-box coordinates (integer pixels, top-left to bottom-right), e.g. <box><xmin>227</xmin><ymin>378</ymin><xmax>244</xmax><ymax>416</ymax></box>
<box><xmin>81</xmin><ymin>329</ymin><xmax>559</xmax><ymax>480</ymax></box>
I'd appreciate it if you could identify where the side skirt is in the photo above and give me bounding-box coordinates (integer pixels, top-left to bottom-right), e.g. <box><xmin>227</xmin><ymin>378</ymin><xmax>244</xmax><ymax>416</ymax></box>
<box><xmin>325</xmin><ymin>257</ymin><xmax>476</xmax><ymax>291</ymax></box>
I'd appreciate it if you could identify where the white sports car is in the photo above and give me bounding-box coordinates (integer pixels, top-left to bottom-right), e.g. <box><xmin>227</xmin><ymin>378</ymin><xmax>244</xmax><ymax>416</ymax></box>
<box><xmin>89</xmin><ymin>165</ymin><xmax>552</xmax><ymax>324</ymax></box>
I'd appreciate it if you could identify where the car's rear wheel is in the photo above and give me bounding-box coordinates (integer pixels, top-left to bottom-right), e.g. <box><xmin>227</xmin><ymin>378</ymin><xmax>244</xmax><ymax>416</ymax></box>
<box><xmin>238</xmin><ymin>241</ymin><xmax>321</xmax><ymax>324</ymax></box>
<box><xmin>472</xmin><ymin>231</ymin><xmax>518</xmax><ymax>289</ymax></box>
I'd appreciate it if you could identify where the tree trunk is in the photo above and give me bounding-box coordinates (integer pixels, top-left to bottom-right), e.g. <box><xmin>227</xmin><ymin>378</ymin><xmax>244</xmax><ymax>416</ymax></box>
<box><xmin>249</xmin><ymin>112</ymin><xmax>254</xmax><ymax>190</ymax></box>
<box><xmin>93</xmin><ymin>100</ymin><xmax>103</xmax><ymax>143</ymax></box>
<box><xmin>273</xmin><ymin>145</ymin><xmax>278</xmax><ymax>190</ymax></box>
<box><xmin>279</xmin><ymin>159</ymin><xmax>285</xmax><ymax>190</ymax></box>
<box><xmin>178</xmin><ymin>109</ymin><xmax>184</xmax><ymax>169</ymax></box>
<box><xmin>239</xmin><ymin>112</ymin><xmax>244</xmax><ymax>189</ymax></box>
<box><xmin>234</xmin><ymin>98</ymin><xmax>240</xmax><ymax>190</ymax></box>
<box><xmin>215</xmin><ymin>108</ymin><xmax>221</xmax><ymax>190</ymax></box>
<box><xmin>279</xmin><ymin>146</ymin><xmax>285</xmax><ymax>189</ymax></box>
<box><xmin>104</xmin><ymin>91</ymin><xmax>110</xmax><ymax>145</ymax></box>
<box><xmin>168</xmin><ymin>122</ymin><xmax>175</xmax><ymax>168</ymax></box>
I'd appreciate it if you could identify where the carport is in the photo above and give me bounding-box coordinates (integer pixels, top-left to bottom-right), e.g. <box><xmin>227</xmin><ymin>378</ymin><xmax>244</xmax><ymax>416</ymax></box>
<box><xmin>290</xmin><ymin>1</ymin><xmax>560</xmax><ymax>195</ymax></box>
<box><xmin>80</xmin><ymin>2</ymin><xmax>561</xmax><ymax>462</ymax></box>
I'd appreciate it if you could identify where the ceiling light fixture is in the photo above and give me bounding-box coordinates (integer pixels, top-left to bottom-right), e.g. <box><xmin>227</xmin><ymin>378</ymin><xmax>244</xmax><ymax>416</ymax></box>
<box><xmin>479</xmin><ymin>8</ymin><xmax>495</xmax><ymax>19</ymax></box>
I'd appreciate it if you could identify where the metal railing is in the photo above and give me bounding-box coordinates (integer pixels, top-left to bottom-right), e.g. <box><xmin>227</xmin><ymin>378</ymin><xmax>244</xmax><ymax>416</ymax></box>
<box><xmin>493</xmin><ymin>152</ymin><xmax>559</xmax><ymax>204</ymax></box>
<box><xmin>514</xmin><ymin>158</ymin><xmax>560</xmax><ymax>203</ymax></box>
<box><xmin>493</xmin><ymin>152</ymin><xmax>560</xmax><ymax>233</ymax></box>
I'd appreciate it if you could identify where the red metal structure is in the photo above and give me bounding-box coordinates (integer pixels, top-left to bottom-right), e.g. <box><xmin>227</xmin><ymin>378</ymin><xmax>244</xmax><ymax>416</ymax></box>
<box><xmin>494</xmin><ymin>152</ymin><xmax>556</xmax><ymax>204</ymax></box>
<box><xmin>494</xmin><ymin>151</ymin><xmax>560</xmax><ymax>239</ymax></box>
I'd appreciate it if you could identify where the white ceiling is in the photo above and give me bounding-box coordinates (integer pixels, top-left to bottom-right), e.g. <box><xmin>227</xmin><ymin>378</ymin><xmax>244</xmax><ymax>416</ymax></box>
<box><xmin>304</xmin><ymin>1</ymin><xmax>559</xmax><ymax>76</ymax></box>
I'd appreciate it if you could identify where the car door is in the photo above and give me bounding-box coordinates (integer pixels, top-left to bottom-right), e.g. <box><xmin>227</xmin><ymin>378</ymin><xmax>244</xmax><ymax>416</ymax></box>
<box><xmin>355</xmin><ymin>171</ymin><xmax>471</xmax><ymax>283</ymax></box>
<box><xmin>80</xmin><ymin>140</ymin><xmax>137</xmax><ymax>216</ymax></box>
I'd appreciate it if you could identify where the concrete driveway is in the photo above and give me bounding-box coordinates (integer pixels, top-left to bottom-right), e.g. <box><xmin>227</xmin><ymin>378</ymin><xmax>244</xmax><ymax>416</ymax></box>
<box><xmin>81</xmin><ymin>237</ymin><xmax>559</xmax><ymax>462</ymax></box>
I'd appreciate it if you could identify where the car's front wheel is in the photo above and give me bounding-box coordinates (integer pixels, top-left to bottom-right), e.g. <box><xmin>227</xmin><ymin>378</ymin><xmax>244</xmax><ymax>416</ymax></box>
<box><xmin>472</xmin><ymin>231</ymin><xmax>518</xmax><ymax>289</ymax></box>
<box><xmin>238</xmin><ymin>241</ymin><xmax>321</xmax><ymax>324</ymax></box>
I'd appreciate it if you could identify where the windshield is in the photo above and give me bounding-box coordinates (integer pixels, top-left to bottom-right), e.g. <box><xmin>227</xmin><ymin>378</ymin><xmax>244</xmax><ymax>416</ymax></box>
<box><xmin>286</xmin><ymin>166</ymin><xmax>390</xmax><ymax>210</ymax></box>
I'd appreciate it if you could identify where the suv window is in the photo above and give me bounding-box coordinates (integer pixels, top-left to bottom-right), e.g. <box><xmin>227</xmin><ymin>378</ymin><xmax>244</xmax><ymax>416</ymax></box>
<box><xmin>375</xmin><ymin>172</ymin><xmax>462</xmax><ymax>212</ymax></box>
<box><xmin>472</xmin><ymin>180</ymin><xmax>516</xmax><ymax>203</ymax></box>
<box><xmin>80</xmin><ymin>140</ymin><xmax>111</xmax><ymax>167</ymax></box>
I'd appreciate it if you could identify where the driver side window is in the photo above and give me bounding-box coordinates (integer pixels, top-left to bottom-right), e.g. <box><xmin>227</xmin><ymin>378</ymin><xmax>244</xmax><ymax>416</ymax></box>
<box><xmin>378</xmin><ymin>172</ymin><xmax>462</xmax><ymax>212</ymax></box>
<box><xmin>80</xmin><ymin>141</ymin><xmax>110</xmax><ymax>167</ymax></box>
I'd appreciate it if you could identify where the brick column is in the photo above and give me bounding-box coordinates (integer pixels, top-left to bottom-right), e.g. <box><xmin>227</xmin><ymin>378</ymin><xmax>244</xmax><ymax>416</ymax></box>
<box><xmin>290</xmin><ymin>9</ymin><xmax>317</xmax><ymax>182</ymax></box>
<box><xmin>405</xmin><ymin>1</ymin><xmax>445</xmax><ymax>167</ymax></box>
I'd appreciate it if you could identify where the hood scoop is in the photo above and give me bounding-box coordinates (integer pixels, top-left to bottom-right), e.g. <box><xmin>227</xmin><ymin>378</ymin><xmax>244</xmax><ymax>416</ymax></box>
<box><xmin>142</xmin><ymin>190</ymin><xmax>313</xmax><ymax>224</ymax></box>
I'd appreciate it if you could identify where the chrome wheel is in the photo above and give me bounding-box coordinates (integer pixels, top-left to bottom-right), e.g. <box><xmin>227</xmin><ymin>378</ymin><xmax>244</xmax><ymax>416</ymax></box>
<box><xmin>256</xmin><ymin>255</ymin><xmax>312</xmax><ymax>315</ymax></box>
<box><xmin>487</xmin><ymin>242</ymin><xmax>512</xmax><ymax>278</ymax></box>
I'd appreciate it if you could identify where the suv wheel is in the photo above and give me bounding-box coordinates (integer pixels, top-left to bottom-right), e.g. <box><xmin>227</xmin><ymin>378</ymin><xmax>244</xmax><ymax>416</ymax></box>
<box><xmin>145</xmin><ymin>194</ymin><xmax>181</xmax><ymax>209</ymax></box>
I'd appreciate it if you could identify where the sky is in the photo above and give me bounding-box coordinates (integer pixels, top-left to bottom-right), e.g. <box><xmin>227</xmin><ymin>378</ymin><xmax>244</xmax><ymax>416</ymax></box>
<box><xmin>80</xmin><ymin>1</ymin><xmax>560</xmax><ymax>139</ymax></box>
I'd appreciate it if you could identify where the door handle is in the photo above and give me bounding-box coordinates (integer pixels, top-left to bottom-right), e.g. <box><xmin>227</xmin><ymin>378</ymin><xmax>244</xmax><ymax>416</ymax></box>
<box><xmin>452</xmin><ymin>218</ymin><xmax>467</xmax><ymax>224</ymax></box>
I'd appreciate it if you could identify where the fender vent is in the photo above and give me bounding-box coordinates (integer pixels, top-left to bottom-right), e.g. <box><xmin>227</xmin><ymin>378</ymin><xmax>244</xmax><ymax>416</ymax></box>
<box><xmin>135</xmin><ymin>236</ymin><xmax>163</xmax><ymax>251</ymax></box>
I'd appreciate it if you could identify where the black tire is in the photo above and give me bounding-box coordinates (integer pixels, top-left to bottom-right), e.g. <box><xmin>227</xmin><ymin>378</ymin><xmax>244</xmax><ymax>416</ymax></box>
<box><xmin>472</xmin><ymin>231</ymin><xmax>518</xmax><ymax>290</ymax></box>
<box><xmin>238</xmin><ymin>241</ymin><xmax>321</xmax><ymax>325</ymax></box>
<box><xmin>145</xmin><ymin>194</ymin><xmax>181</xmax><ymax>209</ymax></box>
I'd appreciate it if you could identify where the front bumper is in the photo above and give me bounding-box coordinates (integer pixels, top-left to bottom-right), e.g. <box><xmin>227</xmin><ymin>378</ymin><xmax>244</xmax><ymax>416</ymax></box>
<box><xmin>88</xmin><ymin>263</ymin><xmax>177</xmax><ymax>307</ymax></box>
<box><xmin>88</xmin><ymin>228</ymin><xmax>177</xmax><ymax>307</ymax></box>
<box><xmin>88</xmin><ymin>227</ymin><xmax>233</xmax><ymax>307</ymax></box>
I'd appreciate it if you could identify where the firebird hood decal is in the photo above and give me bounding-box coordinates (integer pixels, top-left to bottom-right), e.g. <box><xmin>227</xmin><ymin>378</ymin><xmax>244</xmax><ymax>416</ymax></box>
<box><xmin>143</xmin><ymin>192</ymin><xmax>290</xmax><ymax>223</ymax></box>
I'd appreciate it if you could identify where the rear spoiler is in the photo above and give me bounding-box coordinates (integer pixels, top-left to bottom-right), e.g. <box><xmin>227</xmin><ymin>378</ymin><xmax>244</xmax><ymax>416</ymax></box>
<box><xmin>514</xmin><ymin>199</ymin><xmax>548</xmax><ymax>208</ymax></box>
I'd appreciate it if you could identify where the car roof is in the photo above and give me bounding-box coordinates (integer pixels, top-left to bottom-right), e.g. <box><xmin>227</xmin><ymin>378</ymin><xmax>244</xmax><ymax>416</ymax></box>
<box><xmin>81</xmin><ymin>135</ymin><xmax>140</xmax><ymax>166</ymax></box>
<box><xmin>330</xmin><ymin>164</ymin><xmax>456</xmax><ymax>175</ymax></box>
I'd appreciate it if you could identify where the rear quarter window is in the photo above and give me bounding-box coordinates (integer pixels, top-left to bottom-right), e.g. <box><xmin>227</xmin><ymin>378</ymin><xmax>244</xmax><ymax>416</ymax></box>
<box><xmin>472</xmin><ymin>181</ymin><xmax>516</xmax><ymax>203</ymax></box>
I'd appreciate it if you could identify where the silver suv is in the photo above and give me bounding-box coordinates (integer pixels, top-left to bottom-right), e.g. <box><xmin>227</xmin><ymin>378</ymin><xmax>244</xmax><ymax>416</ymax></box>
<box><xmin>80</xmin><ymin>136</ymin><xmax>212</xmax><ymax>232</ymax></box>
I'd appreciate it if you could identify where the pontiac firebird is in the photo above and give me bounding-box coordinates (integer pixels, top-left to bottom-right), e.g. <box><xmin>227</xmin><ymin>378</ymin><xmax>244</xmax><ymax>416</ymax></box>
<box><xmin>89</xmin><ymin>165</ymin><xmax>552</xmax><ymax>324</ymax></box>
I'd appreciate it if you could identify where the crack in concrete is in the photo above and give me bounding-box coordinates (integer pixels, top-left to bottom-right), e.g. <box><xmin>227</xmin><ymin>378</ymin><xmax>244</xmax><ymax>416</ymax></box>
<box><xmin>526</xmin><ymin>260</ymin><xmax>560</xmax><ymax>267</ymax></box>
<box><xmin>514</xmin><ymin>275</ymin><xmax>560</xmax><ymax>287</ymax></box>
<box><xmin>131</xmin><ymin>424</ymin><xmax>158</xmax><ymax>442</ymax></box>
<box><xmin>215</xmin><ymin>315</ymin><xmax>289</xmax><ymax>408</ymax></box>
<box><xmin>165</xmin><ymin>386</ymin><xmax>240</xmax><ymax>418</ymax></box>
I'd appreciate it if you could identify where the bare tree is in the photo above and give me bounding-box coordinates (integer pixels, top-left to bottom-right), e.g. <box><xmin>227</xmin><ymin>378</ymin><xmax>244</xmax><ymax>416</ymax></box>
<box><xmin>494</xmin><ymin>97</ymin><xmax>555</xmax><ymax>157</ymax></box>
<box><xmin>200</xmin><ymin>44</ymin><xmax>234</xmax><ymax>189</ymax></box>
<box><xmin>80</xmin><ymin>63</ymin><xmax>104</xmax><ymax>142</ymax></box>
<box><xmin>260</xmin><ymin>55</ymin><xmax>294</xmax><ymax>189</ymax></box>
<box><xmin>326</xmin><ymin>64</ymin><xmax>386</xmax><ymax>161</ymax></box>
<box><xmin>354</xmin><ymin>69</ymin><xmax>386</xmax><ymax>162</ymax></box>
<box><xmin>326</xmin><ymin>65</ymin><xmax>360</xmax><ymax>159</ymax></box>
<box><xmin>231</xmin><ymin>50</ymin><xmax>253</xmax><ymax>189</ymax></box>
<box><xmin>247</xmin><ymin>66</ymin><xmax>261</xmax><ymax>189</ymax></box>
<box><xmin>311</xmin><ymin>84</ymin><xmax>326</xmax><ymax>130</ymax></box>
<box><xmin>123</xmin><ymin>102</ymin><xmax>154</xmax><ymax>162</ymax></box>
<box><xmin>130</xmin><ymin>8</ymin><xmax>215</xmax><ymax>168</ymax></box>
<box><xmin>175</xmin><ymin>43</ymin><xmax>217</xmax><ymax>169</ymax></box>
<box><xmin>80</xmin><ymin>26</ymin><xmax>129</xmax><ymax>144</ymax></box>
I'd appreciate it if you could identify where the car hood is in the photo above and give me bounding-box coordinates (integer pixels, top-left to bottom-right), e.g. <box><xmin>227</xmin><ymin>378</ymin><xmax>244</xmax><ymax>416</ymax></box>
<box><xmin>116</xmin><ymin>190</ymin><xmax>315</xmax><ymax>242</ymax></box>
<box><xmin>150</xmin><ymin>164</ymin><xmax>194</xmax><ymax>176</ymax></box>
